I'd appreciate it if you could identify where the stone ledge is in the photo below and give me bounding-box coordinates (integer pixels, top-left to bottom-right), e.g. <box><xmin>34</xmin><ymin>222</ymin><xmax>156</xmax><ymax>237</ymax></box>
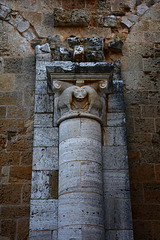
<box><xmin>46</xmin><ymin>61</ymin><xmax>114</xmax><ymax>74</ymax></box>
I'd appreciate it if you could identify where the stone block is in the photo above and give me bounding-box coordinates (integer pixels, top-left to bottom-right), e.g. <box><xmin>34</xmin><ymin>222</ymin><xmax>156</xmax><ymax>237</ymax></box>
<box><xmin>0</xmin><ymin>91</ymin><xmax>22</xmax><ymax>106</ymax></box>
<box><xmin>125</xmin><ymin>90</ymin><xmax>149</xmax><ymax>105</ymax></box>
<box><xmin>67</xmin><ymin>37</ymin><xmax>84</xmax><ymax>49</ymax></box>
<box><xmin>59</xmin><ymin>47</ymin><xmax>73</xmax><ymax>61</ymax></box>
<box><xmin>108</xmin><ymin>94</ymin><xmax>125</xmax><ymax>113</ymax></box>
<box><xmin>142</xmin><ymin>58</ymin><xmax>154</xmax><ymax>72</ymax></box>
<box><xmin>106</xmin><ymin>113</ymin><xmax>125</xmax><ymax>127</ymax></box>
<box><xmin>130</xmin><ymin>163</ymin><xmax>155</xmax><ymax>183</ymax></box>
<box><xmin>103</xmin><ymin>126</ymin><xmax>126</xmax><ymax>146</ymax></box>
<box><xmin>54</xmin><ymin>8</ymin><xmax>72</xmax><ymax>26</ymax></box>
<box><xmin>108</xmin><ymin>40</ymin><xmax>123</xmax><ymax>52</ymax></box>
<box><xmin>82</xmin><ymin>226</ymin><xmax>105</xmax><ymax>240</ymax></box>
<box><xmin>0</xmin><ymin>74</ymin><xmax>15</xmax><ymax>91</ymax></box>
<box><xmin>29</xmin><ymin>230</ymin><xmax>52</xmax><ymax>240</ymax></box>
<box><xmin>144</xmin><ymin>183</ymin><xmax>160</xmax><ymax>204</ymax></box>
<box><xmin>58</xmin><ymin>225</ymin><xmax>81</xmax><ymax>240</ymax></box>
<box><xmin>31</xmin><ymin>170</ymin><xmax>51</xmax><ymax>199</ymax></box>
<box><xmin>59</xmin><ymin>138</ymin><xmax>101</xmax><ymax>164</ymax></box>
<box><xmin>7</xmin><ymin>106</ymin><xmax>29</xmax><ymax>119</ymax></box>
<box><xmin>84</xmin><ymin>37</ymin><xmax>103</xmax><ymax>51</ymax></box>
<box><xmin>42</xmin><ymin>13</ymin><xmax>54</xmax><ymax>27</ymax></box>
<box><xmin>134</xmin><ymin>118</ymin><xmax>155</xmax><ymax>133</ymax></box>
<box><xmin>104</xmin><ymin>198</ymin><xmax>133</xmax><ymax>229</ymax></box>
<box><xmin>128</xmin><ymin>14</ymin><xmax>139</xmax><ymax>22</ymax></box>
<box><xmin>33</xmin><ymin>127</ymin><xmax>58</xmax><ymax>147</ymax></box>
<box><xmin>106</xmin><ymin>230</ymin><xmax>134</xmax><ymax>240</ymax></box>
<box><xmin>30</xmin><ymin>199</ymin><xmax>58</xmax><ymax>230</ymax></box>
<box><xmin>133</xmin><ymin>220</ymin><xmax>153</xmax><ymax>240</ymax></box>
<box><xmin>59</xmin><ymin>161</ymin><xmax>81</xmax><ymax>195</ymax></box>
<box><xmin>121</xmin><ymin>17</ymin><xmax>134</xmax><ymax>28</ymax></box>
<box><xmin>36</xmin><ymin>69</ymin><xmax>47</xmax><ymax>81</ymax></box>
<box><xmin>34</xmin><ymin>94</ymin><xmax>53</xmax><ymax>113</ymax></box>
<box><xmin>80</xmin><ymin>118</ymin><xmax>101</xmax><ymax>142</ymax></box>
<box><xmin>17</xmin><ymin>218</ymin><xmax>29</xmax><ymax>240</ymax></box>
<box><xmin>0</xmin><ymin>5</ymin><xmax>11</xmax><ymax>20</ymax></box>
<box><xmin>59</xmin><ymin>118</ymin><xmax>81</xmax><ymax>143</ymax></box>
<box><xmin>58</xmin><ymin>192</ymin><xmax>104</xmax><ymax>227</ymax></box>
<box><xmin>93</xmin><ymin>15</ymin><xmax>104</xmax><ymax>27</ymax></box>
<box><xmin>36</xmin><ymin>43</ymin><xmax>51</xmax><ymax>55</ymax></box>
<box><xmin>9</xmin><ymin>166</ymin><xmax>32</xmax><ymax>182</ymax></box>
<box><xmin>72</xmin><ymin>9</ymin><xmax>91</xmax><ymax>26</ymax></box>
<box><xmin>1</xmin><ymin>184</ymin><xmax>22</xmax><ymax>204</ymax></box>
<box><xmin>23</xmin><ymin>29</ymin><xmax>36</xmax><ymax>41</ymax></box>
<box><xmin>104</xmin><ymin>15</ymin><xmax>116</xmax><ymax>27</ymax></box>
<box><xmin>46</xmin><ymin>61</ymin><xmax>114</xmax><ymax>74</ymax></box>
<box><xmin>36</xmin><ymin>53</ymin><xmax>51</xmax><ymax>61</ymax></box>
<box><xmin>132</xmin><ymin>203</ymin><xmax>160</xmax><ymax>221</ymax></box>
<box><xmin>0</xmin><ymin>106</ymin><xmax>6</xmax><ymax>118</ymax></box>
<box><xmin>47</xmin><ymin>35</ymin><xmax>62</xmax><ymax>49</ymax></box>
<box><xmin>1</xmin><ymin>220</ymin><xmax>16</xmax><ymax>240</ymax></box>
<box><xmin>140</xmin><ymin>149</ymin><xmax>159</xmax><ymax>164</ymax></box>
<box><xmin>3</xmin><ymin>58</ymin><xmax>23</xmax><ymax>73</ymax></box>
<box><xmin>8</xmin><ymin>13</ymin><xmax>23</xmax><ymax>27</ymax></box>
<box><xmin>111</xmin><ymin>0</ymin><xmax>135</xmax><ymax>12</ymax></box>
<box><xmin>73</xmin><ymin>45</ymin><xmax>84</xmax><ymax>62</ymax></box>
<box><xmin>84</xmin><ymin>50</ymin><xmax>105</xmax><ymax>62</ymax></box>
<box><xmin>103</xmin><ymin>170</ymin><xmax>130</xmax><ymax>198</ymax></box>
<box><xmin>81</xmin><ymin>161</ymin><xmax>103</xmax><ymax>194</ymax></box>
<box><xmin>1</xmin><ymin>205</ymin><xmax>30</xmax><ymax>219</ymax></box>
<box><xmin>17</xmin><ymin>20</ymin><xmax>30</xmax><ymax>32</ymax></box>
<box><xmin>34</xmin><ymin>114</ymin><xmax>53</xmax><ymax>128</ymax></box>
<box><xmin>103</xmin><ymin>146</ymin><xmax>128</xmax><ymax>169</ymax></box>
<box><xmin>137</xmin><ymin>3</ymin><xmax>149</xmax><ymax>15</ymax></box>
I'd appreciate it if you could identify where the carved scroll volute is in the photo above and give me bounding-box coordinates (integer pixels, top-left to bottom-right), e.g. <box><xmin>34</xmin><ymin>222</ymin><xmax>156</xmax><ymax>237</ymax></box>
<box><xmin>52</xmin><ymin>81</ymin><xmax>62</xmax><ymax>92</ymax></box>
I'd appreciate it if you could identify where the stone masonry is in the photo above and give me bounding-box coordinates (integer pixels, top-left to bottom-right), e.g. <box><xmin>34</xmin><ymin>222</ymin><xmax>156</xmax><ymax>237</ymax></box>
<box><xmin>29</xmin><ymin>41</ymin><xmax>133</xmax><ymax>239</ymax></box>
<box><xmin>0</xmin><ymin>1</ymin><xmax>160</xmax><ymax>239</ymax></box>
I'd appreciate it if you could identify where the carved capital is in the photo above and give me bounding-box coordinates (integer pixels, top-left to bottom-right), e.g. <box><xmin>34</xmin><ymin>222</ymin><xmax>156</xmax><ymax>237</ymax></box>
<box><xmin>46</xmin><ymin>62</ymin><xmax>114</xmax><ymax>125</ymax></box>
<box><xmin>49</xmin><ymin>75</ymin><xmax>110</xmax><ymax>125</ymax></box>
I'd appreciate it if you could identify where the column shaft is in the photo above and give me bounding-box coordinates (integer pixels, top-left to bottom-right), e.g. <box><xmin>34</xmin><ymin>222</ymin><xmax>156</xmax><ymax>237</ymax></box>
<box><xmin>58</xmin><ymin>117</ymin><xmax>105</xmax><ymax>240</ymax></box>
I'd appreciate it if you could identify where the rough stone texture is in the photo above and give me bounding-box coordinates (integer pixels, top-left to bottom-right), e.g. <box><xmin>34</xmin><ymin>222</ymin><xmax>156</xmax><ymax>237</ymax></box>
<box><xmin>121</xmin><ymin>2</ymin><xmax>160</xmax><ymax>240</ymax></box>
<box><xmin>0</xmin><ymin>17</ymin><xmax>34</xmax><ymax>240</ymax></box>
<box><xmin>0</xmin><ymin>5</ymin><xmax>11</xmax><ymax>20</ymax></box>
<box><xmin>121</xmin><ymin>16</ymin><xmax>134</xmax><ymax>28</ymax></box>
<box><xmin>30</xmin><ymin>199</ymin><xmax>58</xmax><ymax>230</ymax></box>
<box><xmin>29</xmin><ymin>46</ymin><xmax>59</xmax><ymax>238</ymax></box>
<box><xmin>104</xmin><ymin>15</ymin><xmax>117</xmax><ymax>27</ymax></box>
<box><xmin>0</xmin><ymin>0</ymin><xmax>160</xmax><ymax>239</ymax></box>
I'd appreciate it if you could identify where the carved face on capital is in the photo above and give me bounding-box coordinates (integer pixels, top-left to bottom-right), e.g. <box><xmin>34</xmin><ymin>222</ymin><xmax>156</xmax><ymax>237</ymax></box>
<box><xmin>73</xmin><ymin>87</ymin><xmax>87</xmax><ymax>102</ymax></box>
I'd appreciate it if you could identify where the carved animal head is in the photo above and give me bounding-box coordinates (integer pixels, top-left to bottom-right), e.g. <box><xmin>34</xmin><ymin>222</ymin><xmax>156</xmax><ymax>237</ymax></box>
<box><xmin>73</xmin><ymin>87</ymin><xmax>87</xmax><ymax>102</ymax></box>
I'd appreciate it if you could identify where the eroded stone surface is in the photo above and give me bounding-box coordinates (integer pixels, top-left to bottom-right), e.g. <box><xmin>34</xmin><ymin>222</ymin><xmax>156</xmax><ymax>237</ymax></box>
<box><xmin>58</xmin><ymin>192</ymin><xmax>104</xmax><ymax>227</ymax></box>
<box><xmin>30</xmin><ymin>199</ymin><xmax>58</xmax><ymax>230</ymax></box>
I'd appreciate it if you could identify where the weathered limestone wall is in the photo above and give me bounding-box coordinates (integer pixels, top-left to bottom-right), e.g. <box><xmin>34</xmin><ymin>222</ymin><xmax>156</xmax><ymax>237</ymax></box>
<box><xmin>0</xmin><ymin>0</ymin><xmax>159</xmax><ymax>239</ymax></box>
<box><xmin>121</xmin><ymin>3</ymin><xmax>160</xmax><ymax>239</ymax></box>
<box><xmin>0</xmin><ymin>20</ymin><xmax>35</xmax><ymax>239</ymax></box>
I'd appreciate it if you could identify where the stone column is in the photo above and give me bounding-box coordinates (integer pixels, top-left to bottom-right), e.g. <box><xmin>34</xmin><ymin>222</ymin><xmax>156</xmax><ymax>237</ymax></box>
<box><xmin>49</xmin><ymin>75</ymin><xmax>109</xmax><ymax>240</ymax></box>
<box><xmin>58</xmin><ymin>117</ymin><xmax>104</xmax><ymax>239</ymax></box>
